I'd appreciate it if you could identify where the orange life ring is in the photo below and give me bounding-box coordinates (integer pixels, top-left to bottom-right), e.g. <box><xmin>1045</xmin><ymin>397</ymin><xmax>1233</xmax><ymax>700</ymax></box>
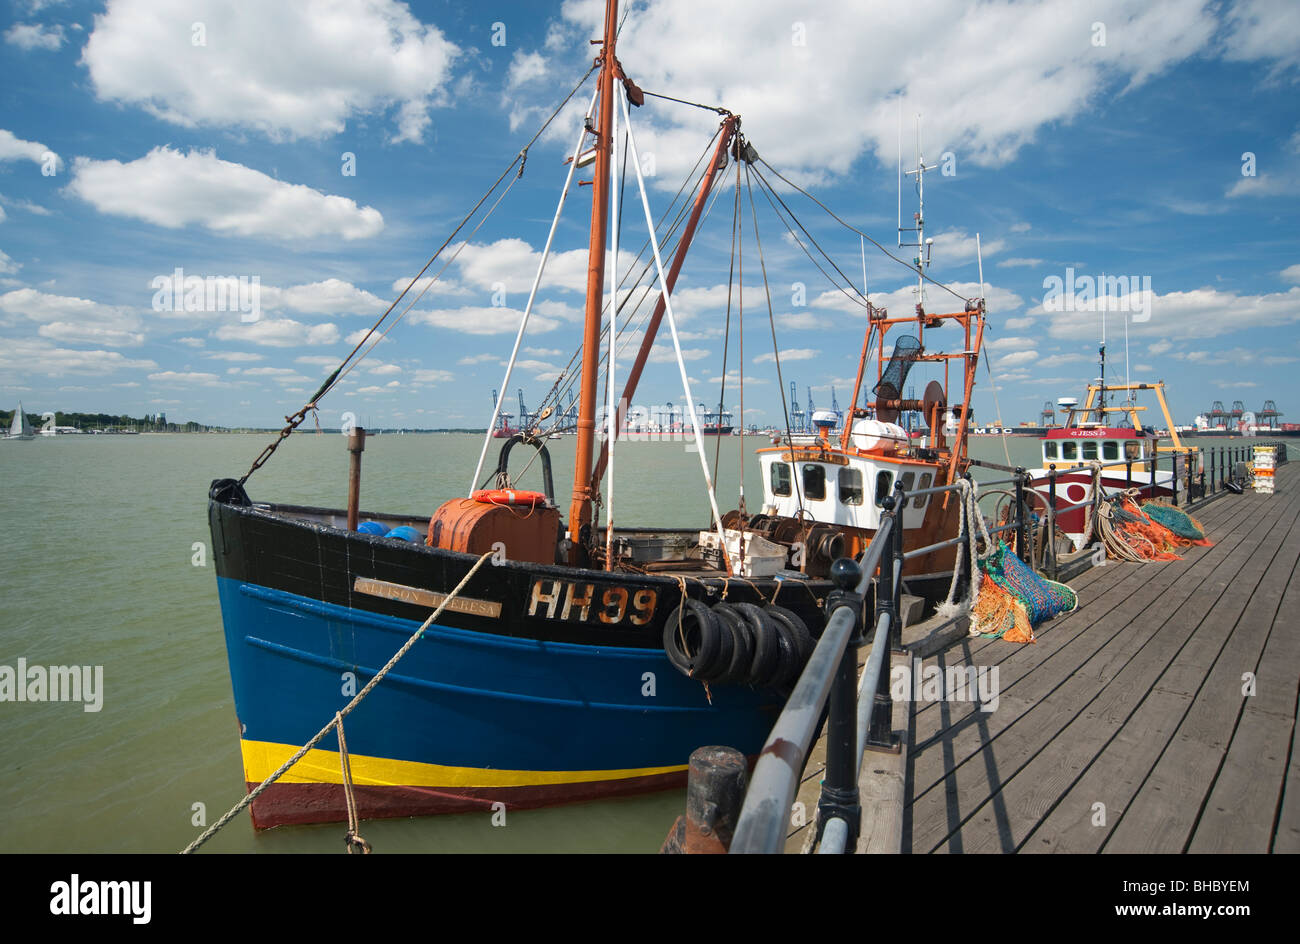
<box><xmin>471</xmin><ymin>488</ymin><xmax>546</xmax><ymax>507</ymax></box>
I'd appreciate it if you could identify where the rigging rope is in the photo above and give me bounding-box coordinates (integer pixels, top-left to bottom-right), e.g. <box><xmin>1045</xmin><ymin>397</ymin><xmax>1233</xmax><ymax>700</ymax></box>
<box><xmin>237</xmin><ymin>65</ymin><xmax>597</xmax><ymax>485</ymax></box>
<box><xmin>756</xmin><ymin>158</ymin><xmax>971</xmax><ymax>305</ymax></box>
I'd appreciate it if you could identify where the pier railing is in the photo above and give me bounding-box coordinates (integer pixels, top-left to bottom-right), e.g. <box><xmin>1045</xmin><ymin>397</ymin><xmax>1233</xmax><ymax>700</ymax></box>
<box><xmin>729</xmin><ymin>443</ymin><xmax>1283</xmax><ymax>853</ymax></box>
<box><xmin>731</xmin><ymin>473</ymin><xmax>1004</xmax><ymax>854</ymax></box>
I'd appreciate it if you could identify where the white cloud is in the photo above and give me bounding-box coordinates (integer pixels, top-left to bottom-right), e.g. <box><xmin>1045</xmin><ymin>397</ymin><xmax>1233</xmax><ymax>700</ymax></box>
<box><xmin>0</xmin><ymin>287</ymin><xmax>144</xmax><ymax>346</ymax></box>
<box><xmin>0</xmin><ymin>251</ymin><xmax>19</xmax><ymax>275</ymax></box>
<box><xmin>754</xmin><ymin>348</ymin><xmax>818</xmax><ymax>364</ymax></box>
<box><xmin>1035</xmin><ymin>286</ymin><xmax>1300</xmax><ymax>341</ymax></box>
<box><xmin>176</xmin><ymin>336</ymin><xmax>205</xmax><ymax>348</ymax></box>
<box><xmin>0</xmin><ymin>339</ymin><xmax>155</xmax><ymax>377</ymax></box>
<box><xmin>1222</xmin><ymin>0</ymin><xmax>1300</xmax><ymax>72</ymax></box>
<box><xmin>81</xmin><ymin>0</ymin><xmax>459</xmax><ymax>143</ymax></box>
<box><xmin>997</xmin><ymin>257</ymin><xmax>1043</xmax><ymax>269</ymax></box>
<box><xmin>410</xmin><ymin>305</ymin><xmax>562</xmax><ymax>335</ymax></box>
<box><xmin>5</xmin><ymin>23</ymin><xmax>64</xmax><ymax>50</ymax></box>
<box><xmin>508</xmin><ymin>50</ymin><xmax>547</xmax><ymax>88</ymax></box>
<box><xmin>0</xmin><ymin>128</ymin><xmax>58</xmax><ymax>168</ymax></box>
<box><xmin>411</xmin><ymin>369</ymin><xmax>454</xmax><ymax>383</ymax></box>
<box><xmin>548</xmin><ymin>0</ymin><xmax>1218</xmax><ymax>184</ymax></box>
<box><xmin>1225</xmin><ymin>173</ymin><xmax>1294</xmax><ymax>198</ymax></box>
<box><xmin>242</xmin><ymin>367</ymin><xmax>311</xmax><ymax>384</ymax></box>
<box><xmin>214</xmin><ymin>318</ymin><xmax>340</xmax><ymax>347</ymax></box>
<box><xmin>1282</xmin><ymin>264</ymin><xmax>1300</xmax><ymax>284</ymax></box>
<box><xmin>39</xmin><ymin>322</ymin><xmax>145</xmax><ymax>346</ymax></box>
<box><xmin>68</xmin><ymin>147</ymin><xmax>384</xmax><ymax>241</ymax></box>
<box><xmin>148</xmin><ymin>370</ymin><xmax>222</xmax><ymax>386</ymax></box>
<box><xmin>269</xmin><ymin>279</ymin><xmax>387</xmax><ymax>316</ymax></box>
<box><xmin>204</xmin><ymin>350</ymin><xmax>263</xmax><ymax>362</ymax></box>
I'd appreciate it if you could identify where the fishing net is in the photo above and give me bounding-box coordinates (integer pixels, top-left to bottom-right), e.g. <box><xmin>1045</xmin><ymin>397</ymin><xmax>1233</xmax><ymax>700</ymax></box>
<box><xmin>972</xmin><ymin>540</ymin><xmax>1078</xmax><ymax>643</ymax></box>
<box><xmin>971</xmin><ymin>580</ymin><xmax>1036</xmax><ymax>643</ymax></box>
<box><xmin>872</xmin><ymin>334</ymin><xmax>922</xmax><ymax>403</ymax></box>
<box><xmin>1140</xmin><ymin>501</ymin><xmax>1211</xmax><ymax>545</ymax></box>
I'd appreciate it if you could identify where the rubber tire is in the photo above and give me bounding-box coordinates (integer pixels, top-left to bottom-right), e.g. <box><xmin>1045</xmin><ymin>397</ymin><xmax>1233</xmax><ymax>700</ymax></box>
<box><xmin>767</xmin><ymin>617</ymin><xmax>803</xmax><ymax>689</ymax></box>
<box><xmin>711</xmin><ymin>602</ymin><xmax>754</xmax><ymax>686</ymax></box>
<box><xmin>732</xmin><ymin>602</ymin><xmax>779</xmax><ymax>687</ymax></box>
<box><xmin>663</xmin><ymin>598</ymin><xmax>725</xmax><ymax>679</ymax></box>
<box><xmin>765</xmin><ymin>605</ymin><xmax>815</xmax><ymax>667</ymax></box>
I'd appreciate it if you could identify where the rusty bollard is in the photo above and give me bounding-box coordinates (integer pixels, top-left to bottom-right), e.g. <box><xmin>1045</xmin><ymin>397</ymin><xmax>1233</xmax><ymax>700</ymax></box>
<box><xmin>659</xmin><ymin>746</ymin><xmax>748</xmax><ymax>854</ymax></box>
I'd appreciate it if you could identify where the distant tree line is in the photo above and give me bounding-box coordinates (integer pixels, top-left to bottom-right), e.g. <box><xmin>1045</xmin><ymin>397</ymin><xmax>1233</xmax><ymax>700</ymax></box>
<box><xmin>0</xmin><ymin>410</ymin><xmax>213</xmax><ymax>432</ymax></box>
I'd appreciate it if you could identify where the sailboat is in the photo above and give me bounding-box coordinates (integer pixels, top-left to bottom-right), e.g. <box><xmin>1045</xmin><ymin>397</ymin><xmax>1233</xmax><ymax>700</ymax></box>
<box><xmin>4</xmin><ymin>402</ymin><xmax>35</xmax><ymax>441</ymax></box>
<box><xmin>206</xmin><ymin>0</ymin><xmax>988</xmax><ymax>829</ymax></box>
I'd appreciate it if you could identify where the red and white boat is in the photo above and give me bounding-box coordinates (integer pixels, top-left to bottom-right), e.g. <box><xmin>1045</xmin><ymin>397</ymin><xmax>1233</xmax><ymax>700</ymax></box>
<box><xmin>1027</xmin><ymin>382</ymin><xmax>1199</xmax><ymax>551</ymax></box>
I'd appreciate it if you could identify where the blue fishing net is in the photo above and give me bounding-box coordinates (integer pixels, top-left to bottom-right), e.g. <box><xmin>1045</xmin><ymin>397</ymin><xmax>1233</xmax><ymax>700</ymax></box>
<box><xmin>1140</xmin><ymin>503</ymin><xmax>1206</xmax><ymax>541</ymax></box>
<box><xmin>979</xmin><ymin>540</ymin><xmax>1078</xmax><ymax>624</ymax></box>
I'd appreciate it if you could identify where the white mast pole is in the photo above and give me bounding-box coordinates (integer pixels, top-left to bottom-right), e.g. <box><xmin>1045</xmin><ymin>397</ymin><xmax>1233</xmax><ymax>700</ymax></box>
<box><xmin>619</xmin><ymin>85</ymin><xmax>732</xmax><ymax>571</ymax></box>
<box><xmin>604</xmin><ymin>82</ymin><xmax>620</xmax><ymax>569</ymax></box>
<box><xmin>471</xmin><ymin>88</ymin><xmax>599</xmax><ymax>494</ymax></box>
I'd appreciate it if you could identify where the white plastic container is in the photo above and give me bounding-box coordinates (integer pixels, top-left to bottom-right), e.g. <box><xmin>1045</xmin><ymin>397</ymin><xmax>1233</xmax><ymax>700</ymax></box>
<box><xmin>699</xmin><ymin>529</ymin><xmax>787</xmax><ymax>577</ymax></box>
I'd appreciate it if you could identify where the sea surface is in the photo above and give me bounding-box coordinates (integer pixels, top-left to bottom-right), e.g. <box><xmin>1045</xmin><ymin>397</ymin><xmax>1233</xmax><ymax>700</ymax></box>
<box><xmin>0</xmin><ymin>430</ymin><xmax>1239</xmax><ymax>853</ymax></box>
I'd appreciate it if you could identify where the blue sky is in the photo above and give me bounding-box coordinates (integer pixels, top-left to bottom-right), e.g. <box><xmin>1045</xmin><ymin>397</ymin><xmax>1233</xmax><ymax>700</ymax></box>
<box><xmin>1</xmin><ymin>0</ymin><xmax>1298</xmax><ymax>430</ymax></box>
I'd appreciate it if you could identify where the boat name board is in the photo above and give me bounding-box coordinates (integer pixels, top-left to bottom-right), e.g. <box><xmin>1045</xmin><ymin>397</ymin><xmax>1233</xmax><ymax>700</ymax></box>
<box><xmin>528</xmin><ymin>579</ymin><xmax>657</xmax><ymax>626</ymax></box>
<box><xmin>353</xmin><ymin>577</ymin><xmax>502</xmax><ymax>618</ymax></box>
<box><xmin>780</xmin><ymin>450</ymin><xmax>849</xmax><ymax>465</ymax></box>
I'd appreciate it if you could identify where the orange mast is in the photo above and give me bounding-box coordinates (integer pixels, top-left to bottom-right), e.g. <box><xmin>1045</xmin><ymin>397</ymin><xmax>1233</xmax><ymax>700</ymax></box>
<box><xmin>568</xmin><ymin>0</ymin><xmax>619</xmax><ymax>559</ymax></box>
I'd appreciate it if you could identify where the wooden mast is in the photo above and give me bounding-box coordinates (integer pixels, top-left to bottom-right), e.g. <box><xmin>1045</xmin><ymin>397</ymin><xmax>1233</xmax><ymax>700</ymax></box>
<box><xmin>568</xmin><ymin>0</ymin><xmax>619</xmax><ymax>560</ymax></box>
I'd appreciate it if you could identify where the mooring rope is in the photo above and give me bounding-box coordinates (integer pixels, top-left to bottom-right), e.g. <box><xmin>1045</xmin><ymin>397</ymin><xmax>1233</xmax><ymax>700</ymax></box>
<box><xmin>336</xmin><ymin>713</ymin><xmax>371</xmax><ymax>854</ymax></box>
<box><xmin>180</xmin><ymin>550</ymin><xmax>495</xmax><ymax>854</ymax></box>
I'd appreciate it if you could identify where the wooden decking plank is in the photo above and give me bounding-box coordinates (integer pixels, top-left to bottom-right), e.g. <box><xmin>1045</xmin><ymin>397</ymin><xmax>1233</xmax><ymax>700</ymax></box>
<box><xmin>908</xmin><ymin>491</ymin><xmax>1265</xmax><ymax>746</ymax></box>
<box><xmin>1185</xmin><ymin>705</ymin><xmax>1296</xmax><ymax>852</ymax></box>
<box><xmin>1272</xmin><ymin>711</ymin><xmax>1300</xmax><ymax>853</ymax></box>
<box><xmin>915</xmin><ymin>491</ymin><xmax>1296</xmax><ymax>852</ymax></box>
<box><xmin>1099</xmin><ymin>500</ymin><xmax>1300</xmax><ymax>853</ymax></box>
<box><xmin>908</xmin><ymin>491</ymin><xmax>1275</xmax><ymax>791</ymax></box>
<box><xmin>1019</xmin><ymin>486</ymin><xmax>1300</xmax><ymax>854</ymax></box>
<box><xmin>1012</xmin><ymin>500</ymin><xmax>1300</xmax><ymax>855</ymax></box>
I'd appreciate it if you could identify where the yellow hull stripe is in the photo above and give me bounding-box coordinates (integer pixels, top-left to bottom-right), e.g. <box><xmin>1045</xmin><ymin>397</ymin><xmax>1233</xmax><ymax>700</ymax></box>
<box><xmin>240</xmin><ymin>739</ymin><xmax>688</xmax><ymax>789</ymax></box>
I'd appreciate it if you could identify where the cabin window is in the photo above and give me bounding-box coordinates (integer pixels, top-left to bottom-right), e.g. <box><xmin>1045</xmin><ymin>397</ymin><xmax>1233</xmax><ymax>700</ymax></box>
<box><xmin>802</xmin><ymin>464</ymin><xmax>826</xmax><ymax>501</ymax></box>
<box><xmin>900</xmin><ymin>471</ymin><xmax>916</xmax><ymax>493</ymax></box>
<box><xmin>1082</xmin><ymin>441</ymin><xmax>1098</xmax><ymax>460</ymax></box>
<box><xmin>874</xmin><ymin>470</ymin><xmax>894</xmax><ymax>506</ymax></box>
<box><xmin>770</xmin><ymin>462</ymin><xmax>792</xmax><ymax>497</ymax></box>
<box><xmin>913</xmin><ymin>473</ymin><xmax>932</xmax><ymax>509</ymax></box>
<box><xmin>1062</xmin><ymin>441</ymin><xmax>1078</xmax><ymax>461</ymax></box>
<box><xmin>838</xmin><ymin>467</ymin><xmax>863</xmax><ymax>505</ymax></box>
<box><xmin>1044</xmin><ymin>441</ymin><xmax>1058</xmax><ymax>460</ymax></box>
<box><xmin>1125</xmin><ymin>441</ymin><xmax>1141</xmax><ymax>461</ymax></box>
<box><xmin>1102</xmin><ymin>441</ymin><xmax>1119</xmax><ymax>461</ymax></box>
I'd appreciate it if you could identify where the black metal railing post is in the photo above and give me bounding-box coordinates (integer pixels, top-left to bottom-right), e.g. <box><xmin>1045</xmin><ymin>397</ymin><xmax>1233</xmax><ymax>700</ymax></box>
<box><xmin>1172</xmin><ymin>453</ymin><xmax>1179</xmax><ymax>506</ymax></box>
<box><xmin>1048</xmin><ymin>465</ymin><xmax>1059</xmax><ymax>581</ymax></box>
<box><xmin>866</xmin><ymin>503</ymin><xmax>900</xmax><ymax>753</ymax></box>
<box><xmin>889</xmin><ymin>487</ymin><xmax>905</xmax><ymax>646</ymax></box>
<box><xmin>815</xmin><ymin>558</ymin><xmax>866</xmax><ymax>852</ymax></box>
<box><xmin>1014</xmin><ymin>469</ymin><xmax>1028</xmax><ymax>563</ymax></box>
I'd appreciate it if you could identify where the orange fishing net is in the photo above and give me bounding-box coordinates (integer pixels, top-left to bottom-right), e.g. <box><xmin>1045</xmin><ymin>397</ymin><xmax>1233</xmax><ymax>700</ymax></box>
<box><xmin>971</xmin><ymin>579</ymin><xmax>1035</xmax><ymax>643</ymax></box>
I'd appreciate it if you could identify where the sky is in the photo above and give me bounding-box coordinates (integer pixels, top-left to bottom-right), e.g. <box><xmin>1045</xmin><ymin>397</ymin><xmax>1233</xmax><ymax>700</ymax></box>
<box><xmin>1</xmin><ymin>0</ymin><xmax>1298</xmax><ymax>432</ymax></box>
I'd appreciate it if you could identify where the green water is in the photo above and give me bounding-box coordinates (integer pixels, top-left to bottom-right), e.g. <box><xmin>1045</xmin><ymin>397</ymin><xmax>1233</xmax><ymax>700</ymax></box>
<box><xmin>0</xmin><ymin>430</ymin><xmax>1236</xmax><ymax>853</ymax></box>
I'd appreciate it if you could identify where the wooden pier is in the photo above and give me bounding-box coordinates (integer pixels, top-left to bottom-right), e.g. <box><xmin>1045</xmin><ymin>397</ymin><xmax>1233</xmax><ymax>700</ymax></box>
<box><xmin>788</xmin><ymin>460</ymin><xmax>1298</xmax><ymax>853</ymax></box>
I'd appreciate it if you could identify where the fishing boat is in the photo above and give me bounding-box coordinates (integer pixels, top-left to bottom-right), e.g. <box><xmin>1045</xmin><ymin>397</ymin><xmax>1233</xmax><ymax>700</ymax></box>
<box><xmin>1025</xmin><ymin>381</ymin><xmax>1199</xmax><ymax>550</ymax></box>
<box><xmin>4</xmin><ymin>402</ymin><xmax>35</xmax><ymax>440</ymax></box>
<box><xmin>205</xmin><ymin>0</ymin><xmax>990</xmax><ymax>829</ymax></box>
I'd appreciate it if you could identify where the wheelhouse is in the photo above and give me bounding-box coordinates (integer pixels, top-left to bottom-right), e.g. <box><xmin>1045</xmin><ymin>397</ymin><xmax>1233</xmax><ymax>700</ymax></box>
<box><xmin>1041</xmin><ymin>428</ymin><xmax>1150</xmax><ymax>466</ymax></box>
<box><xmin>758</xmin><ymin>449</ymin><xmax>936</xmax><ymax>530</ymax></box>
